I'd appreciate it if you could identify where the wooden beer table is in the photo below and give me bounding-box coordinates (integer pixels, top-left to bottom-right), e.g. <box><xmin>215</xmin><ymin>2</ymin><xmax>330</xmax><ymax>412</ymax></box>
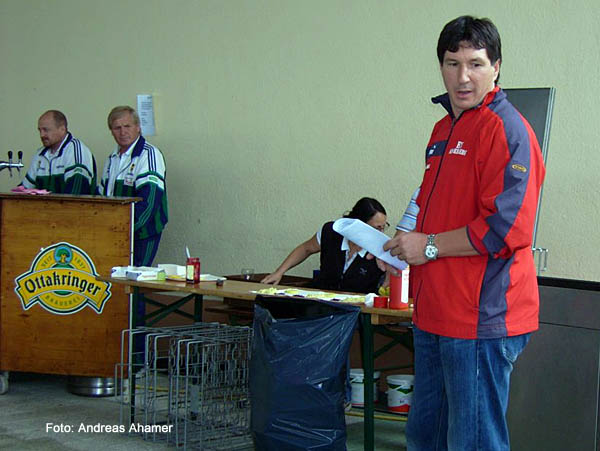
<box><xmin>97</xmin><ymin>276</ymin><xmax>413</xmax><ymax>451</ymax></box>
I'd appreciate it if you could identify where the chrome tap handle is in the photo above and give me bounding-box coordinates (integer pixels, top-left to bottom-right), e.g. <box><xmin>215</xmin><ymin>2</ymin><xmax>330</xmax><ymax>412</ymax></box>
<box><xmin>0</xmin><ymin>151</ymin><xmax>24</xmax><ymax>173</ymax></box>
<box><xmin>7</xmin><ymin>151</ymin><xmax>13</xmax><ymax>176</ymax></box>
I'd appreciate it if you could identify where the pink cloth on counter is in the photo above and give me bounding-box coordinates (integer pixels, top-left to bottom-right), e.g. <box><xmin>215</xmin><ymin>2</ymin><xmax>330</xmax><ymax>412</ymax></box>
<box><xmin>11</xmin><ymin>185</ymin><xmax>51</xmax><ymax>195</ymax></box>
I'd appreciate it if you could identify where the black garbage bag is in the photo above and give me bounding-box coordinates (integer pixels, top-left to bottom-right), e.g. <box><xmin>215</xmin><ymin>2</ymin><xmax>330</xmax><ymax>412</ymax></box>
<box><xmin>250</xmin><ymin>296</ymin><xmax>360</xmax><ymax>451</ymax></box>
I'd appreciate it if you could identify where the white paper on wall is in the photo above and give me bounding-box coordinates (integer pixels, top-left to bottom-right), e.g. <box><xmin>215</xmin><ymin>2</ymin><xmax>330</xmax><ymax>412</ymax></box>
<box><xmin>137</xmin><ymin>94</ymin><xmax>156</xmax><ymax>136</ymax></box>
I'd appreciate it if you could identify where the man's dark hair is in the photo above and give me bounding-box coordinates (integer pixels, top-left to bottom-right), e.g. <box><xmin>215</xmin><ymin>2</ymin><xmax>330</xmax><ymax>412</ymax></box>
<box><xmin>344</xmin><ymin>197</ymin><xmax>387</xmax><ymax>223</ymax></box>
<box><xmin>437</xmin><ymin>16</ymin><xmax>502</xmax><ymax>82</ymax></box>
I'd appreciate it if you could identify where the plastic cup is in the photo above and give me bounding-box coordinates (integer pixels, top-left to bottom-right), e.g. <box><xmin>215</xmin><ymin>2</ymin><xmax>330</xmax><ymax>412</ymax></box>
<box><xmin>373</xmin><ymin>296</ymin><xmax>388</xmax><ymax>308</ymax></box>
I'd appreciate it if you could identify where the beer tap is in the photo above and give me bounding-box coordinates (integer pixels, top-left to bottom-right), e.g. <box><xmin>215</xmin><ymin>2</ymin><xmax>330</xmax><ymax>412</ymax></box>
<box><xmin>0</xmin><ymin>150</ymin><xmax>25</xmax><ymax>175</ymax></box>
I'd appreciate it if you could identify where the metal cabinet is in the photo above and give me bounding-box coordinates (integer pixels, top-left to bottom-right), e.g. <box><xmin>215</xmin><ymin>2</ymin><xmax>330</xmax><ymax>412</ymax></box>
<box><xmin>508</xmin><ymin>277</ymin><xmax>600</xmax><ymax>450</ymax></box>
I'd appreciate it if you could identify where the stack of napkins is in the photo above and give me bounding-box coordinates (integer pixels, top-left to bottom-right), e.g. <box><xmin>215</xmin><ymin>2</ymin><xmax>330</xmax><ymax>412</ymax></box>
<box><xmin>126</xmin><ymin>267</ymin><xmax>166</xmax><ymax>281</ymax></box>
<box><xmin>111</xmin><ymin>266</ymin><xmax>134</xmax><ymax>278</ymax></box>
<box><xmin>157</xmin><ymin>264</ymin><xmax>186</xmax><ymax>278</ymax></box>
<box><xmin>156</xmin><ymin>264</ymin><xmax>227</xmax><ymax>282</ymax></box>
<box><xmin>110</xmin><ymin>266</ymin><xmax>166</xmax><ymax>281</ymax></box>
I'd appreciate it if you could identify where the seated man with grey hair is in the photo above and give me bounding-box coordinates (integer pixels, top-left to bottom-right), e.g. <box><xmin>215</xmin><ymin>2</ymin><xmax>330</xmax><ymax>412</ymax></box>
<box><xmin>20</xmin><ymin>109</ymin><xmax>96</xmax><ymax>194</ymax></box>
<box><xmin>98</xmin><ymin>105</ymin><xmax>168</xmax><ymax>268</ymax></box>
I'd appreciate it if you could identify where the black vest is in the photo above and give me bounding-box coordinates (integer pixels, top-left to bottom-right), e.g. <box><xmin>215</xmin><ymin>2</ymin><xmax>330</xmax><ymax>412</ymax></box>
<box><xmin>313</xmin><ymin>221</ymin><xmax>384</xmax><ymax>294</ymax></box>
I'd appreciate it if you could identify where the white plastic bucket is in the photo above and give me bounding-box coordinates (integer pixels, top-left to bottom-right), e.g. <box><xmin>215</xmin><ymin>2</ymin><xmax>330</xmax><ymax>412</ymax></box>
<box><xmin>350</xmin><ymin>368</ymin><xmax>380</xmax><ymax>406</ymax></box>
<box><xmin>387</xmin><ymin>374</ymin><xmax>414</xmax><ymax>413</ymax></box>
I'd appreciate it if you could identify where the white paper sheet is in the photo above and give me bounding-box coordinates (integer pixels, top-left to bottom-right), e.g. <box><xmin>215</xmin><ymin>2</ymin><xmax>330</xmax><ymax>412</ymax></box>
<box><xmin>332</xmin><ymin>218</ymin><xmax>407</xmax><ymax>270</ymax></box>
<box><xmin>137</xmin><ymin>94</ymin><xmax>156</xmax><ymax>136</ymax></box>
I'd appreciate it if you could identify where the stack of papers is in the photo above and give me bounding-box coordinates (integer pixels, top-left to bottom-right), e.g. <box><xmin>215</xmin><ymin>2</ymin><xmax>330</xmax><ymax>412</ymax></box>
<box><xmin>253</xmin><ymin>287</ymin><xmax>368</xmax><ymax>304</ymax></box>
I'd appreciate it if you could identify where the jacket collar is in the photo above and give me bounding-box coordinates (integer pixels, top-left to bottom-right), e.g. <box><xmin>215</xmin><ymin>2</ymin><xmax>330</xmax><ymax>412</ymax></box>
<box><xmin>111</xmin><ymin>135</ymin><xmax>146</xmax><ymax>159</ymax></box>
<box><xmin>431</xmin><ymin>86</ymin><xmax>502</xmax><ymax>119</ymax></box>
<box><xmin>131</xmin><ymin>135</ymin><xmax>146</xmax><ymax>158</ymax></box>
<box><xmin>341</xmin><ymin>237</ymin><xmax>368</xmax><ymax>258</ymax></box>
<box><xmin>40</xmin><ymin>132</ymin><xmax>73</xmax><ymax>158</ymax></box>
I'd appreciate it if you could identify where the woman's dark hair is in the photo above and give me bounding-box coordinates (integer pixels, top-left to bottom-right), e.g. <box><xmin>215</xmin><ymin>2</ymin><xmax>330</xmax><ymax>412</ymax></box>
<box><xmin>437</xmin><ymin>16</ymin><xmax>502</xmax><ymax>82</ymax></box>
<box><xmin>344</xmin><ymin>197</ymin><xmax>386</xmax><ymax>223</ymax></box>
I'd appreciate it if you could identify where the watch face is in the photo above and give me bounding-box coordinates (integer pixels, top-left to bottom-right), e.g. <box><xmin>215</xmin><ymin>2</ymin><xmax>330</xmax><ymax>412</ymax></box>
<box><xmin>425</xmin><ymin>245</ymin><xmax>438</xmax><ymax>259</ymax></box>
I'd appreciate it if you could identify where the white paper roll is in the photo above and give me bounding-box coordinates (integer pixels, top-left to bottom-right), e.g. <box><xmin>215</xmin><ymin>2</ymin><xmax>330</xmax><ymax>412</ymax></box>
<box><xmin>333</xmin><ymin>218</ymin><xmax>407</xmax><ymax>270</ymax></box>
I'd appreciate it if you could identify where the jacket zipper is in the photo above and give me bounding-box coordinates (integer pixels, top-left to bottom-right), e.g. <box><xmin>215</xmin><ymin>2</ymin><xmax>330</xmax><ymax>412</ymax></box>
<box><xmin>414</xmin><ymin>114</ymin><xmax>461</xmax><ymax>310</ymax></box>
<box><xmin>420</xmin><ymin>117</ymin><xmax>459</xmax><ymax>231</ymax></box>
<box><xmin>45</xmin><ymin>154</ymin><xmax>54</xmax><ymax>190</ymax></box>
<box><xmin>413</xmin><ymin>280</ymin><xmax>423</xmax><ymax>321</ymax></box>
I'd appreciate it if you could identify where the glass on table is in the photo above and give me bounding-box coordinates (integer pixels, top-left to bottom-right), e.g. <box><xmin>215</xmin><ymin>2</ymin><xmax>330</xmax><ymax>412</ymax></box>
<box><xmin>241</xmin><ymin>268</ymin><xmax>255</xmax><ymax>281</ymax></box>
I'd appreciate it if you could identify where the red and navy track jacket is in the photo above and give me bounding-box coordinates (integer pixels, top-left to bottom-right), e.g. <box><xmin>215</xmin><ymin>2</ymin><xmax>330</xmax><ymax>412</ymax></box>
<box><xmin>412</xmin><ymin>87</ymin><xmax>546</xmax><ymax>339</ymax></box>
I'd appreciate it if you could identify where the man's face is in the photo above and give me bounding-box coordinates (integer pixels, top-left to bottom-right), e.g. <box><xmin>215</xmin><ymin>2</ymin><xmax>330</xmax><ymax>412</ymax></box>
<box><xmin>441</xmin><ymin>42</ymin><xmax>500</xmax><ymax>118</ymax></box>
<box><xmin>110</xmin><ymin>113</ymin><xmax>141</xmax><ymax>152</ymax></box>
<box><xmin>38</xmin><ymin>114</ymin><xmax>66</xmax><ymax>151</ymax></box>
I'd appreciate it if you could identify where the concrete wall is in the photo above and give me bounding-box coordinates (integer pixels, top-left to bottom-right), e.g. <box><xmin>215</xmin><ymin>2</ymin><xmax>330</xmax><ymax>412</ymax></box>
<box><xmin>1</xmin><ymin>0</ymin><xmax>598</xmax><ymax>281</ymax></box>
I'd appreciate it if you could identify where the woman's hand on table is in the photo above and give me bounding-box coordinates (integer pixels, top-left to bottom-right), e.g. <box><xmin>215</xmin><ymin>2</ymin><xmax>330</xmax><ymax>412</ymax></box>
<box><xmin>261</xmin><ymin>272</ymin><xmax>282</xmax><ymax>284</ymax></box>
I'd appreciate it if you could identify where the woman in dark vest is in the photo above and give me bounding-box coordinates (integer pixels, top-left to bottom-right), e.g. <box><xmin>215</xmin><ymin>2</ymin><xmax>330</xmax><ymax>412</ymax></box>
<box><xmin>261</xmin><ymin>197</ymin><xmax>389</xmax><ymax>293</ymax></box>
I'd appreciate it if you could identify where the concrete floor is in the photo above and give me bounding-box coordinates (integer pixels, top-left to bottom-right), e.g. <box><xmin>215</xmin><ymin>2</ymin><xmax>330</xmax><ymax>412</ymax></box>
<box><xmin>0</xmin><ymin>372</ymin><xmax>406</xmax><ymax>450</ymax></box>
<box><xmin>346</xmin><ymin>411</ymin><xmax>407</xmax><ymax>451</ymax></box>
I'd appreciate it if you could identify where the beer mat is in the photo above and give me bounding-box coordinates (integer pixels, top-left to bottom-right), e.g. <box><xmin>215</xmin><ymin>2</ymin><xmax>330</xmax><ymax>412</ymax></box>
<box><xmin>252</xmin><ymin>287</ymin><xmax>368</xmax><ymax>304</ymax></box>
<box><xmin>332</xmin><ymin>218</ymin><xmax>407</xmax><ymax>270</ymax></box>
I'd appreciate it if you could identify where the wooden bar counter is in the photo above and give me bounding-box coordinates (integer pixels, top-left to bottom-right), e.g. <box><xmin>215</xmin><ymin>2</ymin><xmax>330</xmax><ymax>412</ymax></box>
<box><xmin>0</xmin><ymin>193</ymin><xmax>137</xmax><ymax>377</ymax></box>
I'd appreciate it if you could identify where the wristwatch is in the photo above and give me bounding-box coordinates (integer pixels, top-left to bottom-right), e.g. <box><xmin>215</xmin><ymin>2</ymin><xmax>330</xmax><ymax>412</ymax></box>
<box><xmin>424</xmin><ymin>234</ymin><xmax>439</xmax><ymax>261</ymax></box>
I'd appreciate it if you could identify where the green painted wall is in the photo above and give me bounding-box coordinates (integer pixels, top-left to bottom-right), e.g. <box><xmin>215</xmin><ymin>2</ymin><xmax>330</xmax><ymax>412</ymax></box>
<box><xmin>1</xmin><ymin>1</ymin><xmax>598</xmax><ymax>281</ymax></box>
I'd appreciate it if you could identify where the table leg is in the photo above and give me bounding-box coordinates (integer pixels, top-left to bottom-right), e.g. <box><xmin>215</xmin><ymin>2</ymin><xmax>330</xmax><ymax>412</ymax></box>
<box><xmin>361</xmin><ymin>312</ymin><xmax>375</xmax><ymax>451</ymax></box>
<box><xmin>130</xmin><ymin>287</ymin><xmax>140</xmax><ymax>425</ymax></box>
<box><xmin>194</xmin><ymin>294</ymin><xmax>204</xmax><ymax>322</ymax></box>
<box><xmin>131</xmin><ymin>287</ymin><xmax>139</xmax><ymax>330</ymax></box>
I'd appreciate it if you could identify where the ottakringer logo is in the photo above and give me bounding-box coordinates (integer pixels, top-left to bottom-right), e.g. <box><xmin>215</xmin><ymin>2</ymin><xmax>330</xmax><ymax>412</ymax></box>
<box><xmin>14</xmin><ymin>242</ymin><xmax>112</xmax><ymax>315</ymax></box>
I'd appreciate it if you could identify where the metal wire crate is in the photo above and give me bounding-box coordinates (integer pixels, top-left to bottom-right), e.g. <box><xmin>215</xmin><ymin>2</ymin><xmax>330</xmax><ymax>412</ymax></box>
<box><xmin>170</xmin><ymin>328</ymin><xmax>252</xmax><ymax>449</ymax></box>
<box><xmin>116</xmin><ymin>323</ymin><xmax>252</xmax><ymax>450</ymax></box>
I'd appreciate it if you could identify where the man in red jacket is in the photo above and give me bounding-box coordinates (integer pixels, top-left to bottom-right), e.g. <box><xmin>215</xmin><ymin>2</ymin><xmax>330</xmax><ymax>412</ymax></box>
<box><xmin>384</xmin><ymin>16</ymin><xmax>545</xmax><ymax>450</ymax></box>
